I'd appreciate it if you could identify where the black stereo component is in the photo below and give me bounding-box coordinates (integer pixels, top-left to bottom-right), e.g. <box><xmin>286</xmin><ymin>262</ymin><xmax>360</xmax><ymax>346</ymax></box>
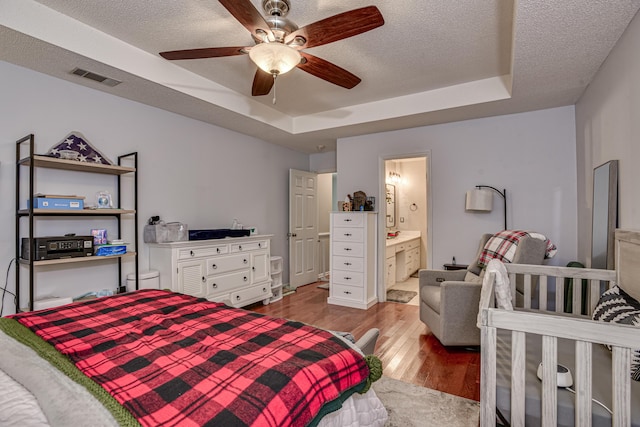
<box><xmin>21</xmin><ymin>236</ymin><xmax>94</xmax><ymax>261</ymax></box>
<box><xmin>189</xmin><ymin>229</ymin><xmax>250</xmax><ymax>240</ymax></box>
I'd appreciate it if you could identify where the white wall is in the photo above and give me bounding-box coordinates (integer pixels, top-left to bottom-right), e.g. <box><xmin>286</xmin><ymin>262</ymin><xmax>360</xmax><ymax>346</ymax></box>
<box><xmin>575</xmin><ymin>10</ymin><xmax>640</xmax><ymax>264</ymax></box>
<box><xmin>337</xmin><ymin>106</ymin><xmax>578</xmax><ymax>273</ymax></box>
<box><xmin>0</xmin><ymin>61</ymin><xmax>309</xmax><ymax>314</ymax></box>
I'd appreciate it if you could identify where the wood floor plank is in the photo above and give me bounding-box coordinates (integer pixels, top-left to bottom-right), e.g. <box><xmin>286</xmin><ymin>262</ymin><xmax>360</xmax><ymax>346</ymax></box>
<box><xmin>248</xmin><ymin>282</ymin><xmax>480</xmax><ymax>401</ymax></box>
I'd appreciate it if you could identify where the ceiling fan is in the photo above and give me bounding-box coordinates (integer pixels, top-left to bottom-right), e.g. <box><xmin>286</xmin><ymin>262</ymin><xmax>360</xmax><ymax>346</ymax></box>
<box><xmin>159</xmin><ymin>0</ymin><xmax>384</xmax><ymax>99</ymax></box>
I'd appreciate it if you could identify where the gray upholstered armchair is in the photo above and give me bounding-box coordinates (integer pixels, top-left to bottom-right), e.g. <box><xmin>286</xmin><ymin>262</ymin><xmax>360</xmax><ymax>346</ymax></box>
<box><xmin>419</xmin><ymin>233</ymin><xmax>548</xmax><ymax>346</ymax></box>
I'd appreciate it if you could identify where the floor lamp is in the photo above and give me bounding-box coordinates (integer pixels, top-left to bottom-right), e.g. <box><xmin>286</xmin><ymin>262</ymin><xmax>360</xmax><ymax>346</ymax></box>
<box><xmin>465</xmin><ymin>185</ymin><xmax>507</xmax><ymax>230</ymax></box>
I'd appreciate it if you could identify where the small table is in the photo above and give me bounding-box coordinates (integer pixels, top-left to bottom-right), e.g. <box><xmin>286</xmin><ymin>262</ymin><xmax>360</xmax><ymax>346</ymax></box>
<box><xmin>443</xmin><ymin>263</ymin><xmax>468</xmax><ymax>271</ymax></box>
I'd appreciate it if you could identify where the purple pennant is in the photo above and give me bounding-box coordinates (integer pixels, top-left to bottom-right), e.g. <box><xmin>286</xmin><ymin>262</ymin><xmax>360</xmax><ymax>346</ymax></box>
<box><xmin>45</xmin><ymin>131</ymin><xmax>113</xmax><ymax>165</ymax></box>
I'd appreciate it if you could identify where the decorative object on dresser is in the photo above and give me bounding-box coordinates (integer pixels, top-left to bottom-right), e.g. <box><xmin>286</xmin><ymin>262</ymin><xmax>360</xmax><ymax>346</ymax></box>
<box><xmin>328</xmin><ymin>212</ymin><xmax>378</xmax><ymax>309</ymax></box>
<box><xmin>15</xmin><ymin>134</ymin><xmax>138</xmax><ymax>312</ymax></box>
<box><xmin>148</xmin><ymin>234</ymin><xmax>273</xmax><ymax>308</ymax></box>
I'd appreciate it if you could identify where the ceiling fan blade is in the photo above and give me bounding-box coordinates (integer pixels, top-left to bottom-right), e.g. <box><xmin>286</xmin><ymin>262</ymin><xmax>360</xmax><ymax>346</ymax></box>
<box><xmin>252</xmin><ymin>69</ymin><xmax>275</xmax><ymax>96</ymax></box>
<box><xmin>219</xmin><ymin>0</ymin><xmax>274</xmax><ymax>41</ymax></box>
<box><xmin>285</xmin><ymin>6</ymin><xmax>384</xmax><ymax>49</ymax></box>
<box><xmin>297</xmin><ymin>52</ymin><xmax>361</xmax><ymax>89</ymax></box>
<box><xmin>159</xmin><ymin>47</ymin><xmax>247</xmax><ymax>60</ymax></box>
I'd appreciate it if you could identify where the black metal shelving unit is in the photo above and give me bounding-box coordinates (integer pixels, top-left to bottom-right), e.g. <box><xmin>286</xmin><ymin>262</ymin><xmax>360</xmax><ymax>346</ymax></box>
<box><xmin>15</xmin><ymin>134</ymin><xmax>138</xmax><ymax>311</ymax></box>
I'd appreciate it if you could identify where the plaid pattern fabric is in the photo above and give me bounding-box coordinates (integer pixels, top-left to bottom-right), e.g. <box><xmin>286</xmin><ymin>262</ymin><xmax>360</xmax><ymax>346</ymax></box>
<box><xmin>477</xmin><ymin>230</ymin><xmax>557</xmax><ymax>268</ymax></box>
<box><xmin>477</xmin><ymin>230</ymin><xmax>528</xmax><ymax>268</ymax></box>
<box><xmin>12</xmin><ymin>290</ymin><xmax>369</xmax><ymax>427</ymax></box>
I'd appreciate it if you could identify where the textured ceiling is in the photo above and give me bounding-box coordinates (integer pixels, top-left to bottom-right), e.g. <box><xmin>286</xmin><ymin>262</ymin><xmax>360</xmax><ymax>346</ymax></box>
<box><xmin>1</xmin><ymin>1</ymin><xmax>639</xmax><ymax>153</ymax></box>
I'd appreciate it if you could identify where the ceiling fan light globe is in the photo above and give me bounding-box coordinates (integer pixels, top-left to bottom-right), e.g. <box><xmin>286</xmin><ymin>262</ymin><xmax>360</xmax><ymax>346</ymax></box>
<box><xmin>249</xmin><ymin>42</ymin><xmax>301</xmax><ymax>75</ymax></box>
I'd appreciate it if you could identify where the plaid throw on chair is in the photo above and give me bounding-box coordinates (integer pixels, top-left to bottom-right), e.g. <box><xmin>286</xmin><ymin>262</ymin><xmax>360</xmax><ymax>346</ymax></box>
<box><xmin>478</xmin><ymin>230</ymin><xmax>556</xmax><ymax>268</ymax></box>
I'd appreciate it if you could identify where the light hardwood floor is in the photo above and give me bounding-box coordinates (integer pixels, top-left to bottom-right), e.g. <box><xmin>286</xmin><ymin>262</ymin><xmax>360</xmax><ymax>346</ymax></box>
<box><xmin>248</xmin><ymin>282</ymin><xmax>481</xmax><ymax>401</ymax></box>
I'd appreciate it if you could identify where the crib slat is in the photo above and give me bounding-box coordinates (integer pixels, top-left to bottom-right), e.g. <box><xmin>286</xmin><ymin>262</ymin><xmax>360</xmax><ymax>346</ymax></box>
<box><xmin>509</xmin><ymin>272</ymin><xmax>517</xmax><ymax>305</ymax></box>
<box><xmin>539</xmin><ymin>275</ymin><xmax>548</xmax><ymax>311</ymax></box>
<box><xmin>480</xmin><ymin>325</ymin><xmax>497</xmax><ymax>426</ymax></box>
<box><xmin>555</xmin><ymin>277</ymin><xmax>564</xmax><ymax>314</ymax></box>
<box><xmin>612</xmin><ymin>347</ymin><xmax>631</xmax><ymax>427</ymax></box>
<box><xmin>589</xmin><ymin>278</ymin><xmax>601</xmax><ymax>316</ymax></box>
<box><xmin>575</xmin><ymin>341</ymin><xmax>592</xmax><ymax>427</ymax></box>
<box><xmin>572</xmin><ymin>276</ymin><xmax>581</xmax><ymax>315</ymax></box>
<box><xmin>511</xmin><ymin>331</ymin><xmax>526</xmax><ymax>426</ymax></box>
<box><xmin>523</xmin><ymin>274</ymin><xmax>532</xmax><ymax>309</ymax></box>
<box><xmin>541</xmin><ymin>336</ymin><xmax>558</xmax><ymax>427</ymax></box>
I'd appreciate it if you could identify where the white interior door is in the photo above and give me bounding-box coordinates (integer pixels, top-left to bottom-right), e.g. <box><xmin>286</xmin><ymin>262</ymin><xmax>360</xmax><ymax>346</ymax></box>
<box><xmin>289</xmin><ymin>169</ymin><xmax>318</xmax><ymax>288</ymax></box>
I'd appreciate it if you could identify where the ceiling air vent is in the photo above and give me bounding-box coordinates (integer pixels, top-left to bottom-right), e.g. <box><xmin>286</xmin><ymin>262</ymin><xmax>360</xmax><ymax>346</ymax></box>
<box><xmin>70</xmin><ymin>68</ymin><xmax>121</xmax><ymax>87</ymax></box>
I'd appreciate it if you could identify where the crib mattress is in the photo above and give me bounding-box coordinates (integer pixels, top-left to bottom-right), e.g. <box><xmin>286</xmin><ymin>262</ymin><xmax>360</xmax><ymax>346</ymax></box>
<box><xmin>495</xmin><ymin>329</ymin><xmax>640</xmax><ymax>426</ymax></box>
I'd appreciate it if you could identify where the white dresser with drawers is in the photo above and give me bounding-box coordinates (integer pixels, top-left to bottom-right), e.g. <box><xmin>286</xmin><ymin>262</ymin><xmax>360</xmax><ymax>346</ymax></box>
<box><xmin>148</xmin><ymin>235</ymin><xmax>272</xmax><ymax>308</ymax></box>
<box><xmin>328</xmin><ymin>212</ymin><xmax>378</xmax><ymax>309</ymax></box>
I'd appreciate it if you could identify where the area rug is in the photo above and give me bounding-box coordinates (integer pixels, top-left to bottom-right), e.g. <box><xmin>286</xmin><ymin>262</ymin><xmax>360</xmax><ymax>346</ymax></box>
<box><xmin>372</xmin><ymin>376</ymin><xmax>480</xmax><ymax>427</ymax></box>
<box><xmin>386</xmin><ymin>289</ymin><xmax>417</xmax><ymax>303</ymax></box>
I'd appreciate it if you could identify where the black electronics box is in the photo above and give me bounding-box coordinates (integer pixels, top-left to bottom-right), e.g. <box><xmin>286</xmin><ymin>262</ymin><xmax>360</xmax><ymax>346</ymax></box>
<box><xmin>189</xmin><ymin>229</ymin><xmax>250</xmax><ymax>240</ymax></box>
<box><xmin>21</xmin><ymin>236</ymin><xmax>93</xmax><ymax>261</ymax></box>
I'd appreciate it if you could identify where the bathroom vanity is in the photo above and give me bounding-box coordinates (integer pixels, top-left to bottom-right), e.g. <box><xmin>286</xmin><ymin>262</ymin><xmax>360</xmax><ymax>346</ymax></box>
<box><xmin>385</xmin><ymin>231</ymin><xmax>421</xmax><ymax>290</ymax></box>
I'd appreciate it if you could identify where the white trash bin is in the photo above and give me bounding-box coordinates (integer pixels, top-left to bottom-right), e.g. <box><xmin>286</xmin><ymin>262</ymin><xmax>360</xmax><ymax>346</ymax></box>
<box><xmin>127</xmin><ymin>270</ymin><xmax>160</xmax><ymax>291</ymax></box>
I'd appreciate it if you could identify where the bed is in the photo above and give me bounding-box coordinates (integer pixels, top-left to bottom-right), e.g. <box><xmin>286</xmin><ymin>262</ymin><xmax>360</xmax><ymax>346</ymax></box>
<box><xmin>479</xmin><ymin>229</ymin><xmax>640</xmax><ymax>426</ymax></box>
<box><xmin>0</xmin><ymin>290</ymin><xmax>388</xmax><ymax>427</ymax></box>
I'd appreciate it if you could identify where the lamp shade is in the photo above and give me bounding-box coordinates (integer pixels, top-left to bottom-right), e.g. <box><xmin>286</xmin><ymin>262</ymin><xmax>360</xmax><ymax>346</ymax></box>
<box><xmin>249</xmin><ymin>42</ymin><xmax>301</xmax><ymax>75</ymax></box>
<box><xmin>465</xmin><ymin>188</ymin><xmax>493</xmax><ymax>211</ymax></box>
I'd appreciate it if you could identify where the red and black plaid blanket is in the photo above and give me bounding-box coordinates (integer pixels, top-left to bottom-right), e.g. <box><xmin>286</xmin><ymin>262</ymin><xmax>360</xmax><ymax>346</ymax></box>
<box><xmin>12</xmin><ymin>290</ymin><xmax>369</xmax><ymax>427</ymax></box>
<box><xmin>477</xmin><ymin>230</ymin><xmax>557</xmax><ymax>268</ymax></box>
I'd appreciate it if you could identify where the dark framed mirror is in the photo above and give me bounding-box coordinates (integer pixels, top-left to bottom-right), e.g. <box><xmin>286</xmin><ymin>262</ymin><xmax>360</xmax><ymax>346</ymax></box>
<box><xmin>591</xmin><ymin>160</ymin><xmax>618</xmax><ymax>269</ymax></box>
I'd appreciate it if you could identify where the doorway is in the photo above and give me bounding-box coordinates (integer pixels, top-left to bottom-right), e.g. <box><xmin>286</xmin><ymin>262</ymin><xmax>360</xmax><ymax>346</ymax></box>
<box><xmin>379</xmin><ymin>154</ymin><xmax>431</xmax><ymax>304</ymax></box>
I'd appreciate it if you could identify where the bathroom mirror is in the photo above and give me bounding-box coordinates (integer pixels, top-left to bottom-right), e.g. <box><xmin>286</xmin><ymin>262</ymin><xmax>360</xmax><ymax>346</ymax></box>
<box><xmin>386</xmin><ymin>184</ymin><xmax>396</xmax><ymax>227</ymax></box>
<box><xmin>591</xmin><ymin>160</ymin><xmax>618</xmax><ymax>269</ymax></box>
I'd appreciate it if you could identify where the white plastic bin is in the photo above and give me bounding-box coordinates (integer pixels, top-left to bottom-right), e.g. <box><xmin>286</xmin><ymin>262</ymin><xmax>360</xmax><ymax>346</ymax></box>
<box><xmin>127</xmin><ymin>270</ymin><xmax>160</xmax><ymax>290</ymax></box>
<box><xmin>270</xmin><ymin>256</ymin><xmax>283</xmax><ymax>274</ymax></box>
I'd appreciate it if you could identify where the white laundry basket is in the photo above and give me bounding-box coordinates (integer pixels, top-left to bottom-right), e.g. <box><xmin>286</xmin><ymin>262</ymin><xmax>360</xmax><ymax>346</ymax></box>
<box><xmin>127</xmin><ymin>270</ymin><xmax>160</xmax><ymax>291</ymax></box>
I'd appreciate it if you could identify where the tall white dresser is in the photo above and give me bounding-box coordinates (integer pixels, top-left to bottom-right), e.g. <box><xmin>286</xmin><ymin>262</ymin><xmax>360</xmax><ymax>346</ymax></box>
<box><xmin>328</xmin><ymin>212</ymin><xmax>378</xmax><ymax>309</ymax></box>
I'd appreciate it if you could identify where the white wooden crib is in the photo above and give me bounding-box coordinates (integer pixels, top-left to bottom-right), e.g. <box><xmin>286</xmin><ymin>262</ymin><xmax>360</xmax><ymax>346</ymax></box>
<box><xmin>479</xmin><ymin>229</ymin><xmax>640</xmax><ymax>426</ymax></box>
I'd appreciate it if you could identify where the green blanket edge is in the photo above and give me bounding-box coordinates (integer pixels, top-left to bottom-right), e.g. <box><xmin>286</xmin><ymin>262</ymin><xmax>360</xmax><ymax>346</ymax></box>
<box><xmin>0</xmin><ymin>318</ymin><xmax>140</xmax><ymax>427</ymax></box>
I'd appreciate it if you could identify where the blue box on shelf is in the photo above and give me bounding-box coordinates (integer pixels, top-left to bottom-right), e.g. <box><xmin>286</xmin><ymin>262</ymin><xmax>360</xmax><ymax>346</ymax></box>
<box><xmin>28</xmin><ymin>197</ymin><xmax>84</xmax><ymax>210</ymax></box>
<box><xmin>94</xmin><ymin>245</ymin><xmax>127</xmax><ymax>256</ymax></box>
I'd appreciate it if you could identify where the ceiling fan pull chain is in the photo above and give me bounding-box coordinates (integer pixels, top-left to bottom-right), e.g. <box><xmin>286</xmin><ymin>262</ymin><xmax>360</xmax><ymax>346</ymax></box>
<box><xmin>272</xmin><ymin>73</ymin><xmax>278</xmax><ymax>104</ymax></box>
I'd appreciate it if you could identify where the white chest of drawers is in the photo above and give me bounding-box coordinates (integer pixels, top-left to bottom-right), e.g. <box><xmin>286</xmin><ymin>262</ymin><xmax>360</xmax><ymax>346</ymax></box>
<box><xmin>148</xmin><ymin>235</ymin><xmax>272</xmax><ymax>308</ymax></box>
<box><xmin>328</xmin><ymin>212</ymin><xmax>377</xmax><ymax>309</ymax></box>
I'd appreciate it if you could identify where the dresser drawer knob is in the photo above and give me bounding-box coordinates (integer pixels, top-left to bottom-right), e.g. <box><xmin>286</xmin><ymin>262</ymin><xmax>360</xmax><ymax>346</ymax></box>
<box><xmin>216</xmin><ymin>248</ymin><xmax>220</xmax><ymax>253</ymax></box>
<box><xmin>344</xmin><ymin>262</ymin><xmax>352</xmax><ymax>266</ymax></box>
<box><xmin>238</xmin><ymin>245</ymin><xmax>242</xmax><ymax>250</ymax></box>
<box><xmin>236</xmin><ymin>295</ymin><xmax>241</xmax><ymax>300</ymax></box>
<box><xmin>243</xmin><ymin>276</ymin><xmax>248</xmax><ymax>282</ymax></box>
<box><xmin>345</xmin><ymin>276</ymin><xmax>352</xmax><ymax>280</ymax></box>
<box><xmin>243</xmin><ymin>258</ymin><xmax>248</xmax><ymax>264</ymax></box>
<box><xmin>344</xmin><ymin>248</ymin><xmax>352</xmax><ymax>251</ymax></box>
<box><xmin>344</xmin><ymin>233</ymin><xmax>352</xmax><ymax>237</ymax></box>
<box><xmin>263</xmin><ymin>287</ymin><xmax>267</xmax><ymax>292</ymax></box>
<box><xmin>258</xmin><ymin>243</ymin><xmax>262</xmax><ymax>248</ymax></box>
<box><xmin>344</xmin><ymin>219</ymin><xmax>352</xmax><ymax>222</ymax></box>
<box><xmin>190</xmin><ymin>250</ymin><xmax>195</xmax><ymax>257</ymax></box>
<box><xmin>212</xmin><ymin>264</ymin><xmax>217</xmax><ymax>269</ymax></box>
<box><xmin>212</xmin><ymin>283</ymin><xmax>218</xmax><ymax>289</ymax></box>
<box><xmin>201</xmin><ymin>276</ymin><xmax>205</xmax><ymax>283</ymax></box>
<box><xmin>344</xmin><ymin>291</ymin><xmax>352</xmax><ymax>295</ymax></box>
